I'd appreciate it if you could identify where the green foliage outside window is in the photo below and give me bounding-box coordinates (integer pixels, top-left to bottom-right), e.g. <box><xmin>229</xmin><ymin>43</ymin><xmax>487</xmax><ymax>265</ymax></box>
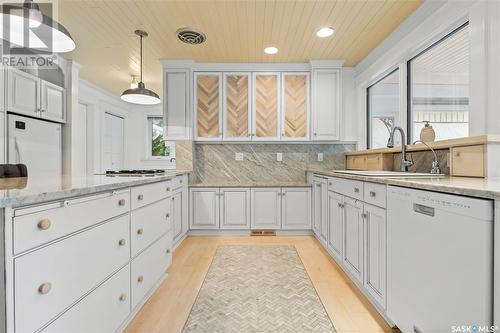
<box><xmin>150</xmin><ymin>117</ymin><xmax>170</xmax><ymax>157</ymax></box>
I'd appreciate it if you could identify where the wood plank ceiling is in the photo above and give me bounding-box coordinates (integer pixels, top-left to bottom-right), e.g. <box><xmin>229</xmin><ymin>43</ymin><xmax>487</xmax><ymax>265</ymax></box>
<box><xmin>58</xmin><ymin>0</ymin><xmax>422</xmax><ymax>97</ymax></box>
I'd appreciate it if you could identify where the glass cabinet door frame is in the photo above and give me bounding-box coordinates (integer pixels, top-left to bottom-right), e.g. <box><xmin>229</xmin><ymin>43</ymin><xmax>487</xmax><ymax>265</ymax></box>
<box><xmin>222</xmin><ymin>72</ymin><xmax>253</xmax><ymax>141</ymax></box>
<box><xmin>251</xmin><ymin>72</ymin><xmax>281</xmax><ymax>141</ymax></box>
<box><xmin>280</xmin><ymin>72</ymin><xmax>310</xmax><ymax>141</ymax></box>
<box><xmin>193</xmin><ymin>72</ymin><xmax>223</xmax><ymax>141</ymax></box>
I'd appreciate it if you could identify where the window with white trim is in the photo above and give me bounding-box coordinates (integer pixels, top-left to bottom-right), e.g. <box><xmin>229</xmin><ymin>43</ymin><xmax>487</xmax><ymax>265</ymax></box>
<box><xmin>147</xmin><ymin>116</ymin><xmax>170</xmax><ymax>159</ymax></box>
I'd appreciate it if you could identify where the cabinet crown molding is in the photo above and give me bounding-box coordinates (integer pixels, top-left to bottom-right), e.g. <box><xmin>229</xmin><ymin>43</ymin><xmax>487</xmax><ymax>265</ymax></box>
<box><xmin>309</xmin><ymin>60</ymin><xmax>345</xmax><ymax>69</ymax></box>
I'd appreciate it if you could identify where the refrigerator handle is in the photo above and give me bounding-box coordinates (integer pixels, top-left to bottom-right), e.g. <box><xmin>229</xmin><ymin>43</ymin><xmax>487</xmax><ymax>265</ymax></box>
<box><xmin>14</xmin><ymin>136</ymin><xmax>22</xmax><ymax>164</ymax></box>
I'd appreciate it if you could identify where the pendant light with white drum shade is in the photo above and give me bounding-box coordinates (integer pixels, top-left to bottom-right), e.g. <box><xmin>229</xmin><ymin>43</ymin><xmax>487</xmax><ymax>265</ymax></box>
<box><xmin>121</xmin><ymin>30</ymin><xmax>160</xmax><ymax>105</ymax></box>
<box><xmin>0</xmin><ymin>0</ymin><xmax>76</xmax><ymax>53</ymax></box>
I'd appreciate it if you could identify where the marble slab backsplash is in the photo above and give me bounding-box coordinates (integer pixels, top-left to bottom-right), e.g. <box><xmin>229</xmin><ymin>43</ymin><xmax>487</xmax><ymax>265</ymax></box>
<box><xmin>191</xmin><ymin>143</ymin><xmax>356</xmax><ymax>185</ymax></box>
<box><xmin>393</xmin><ymin>149</ymin><xmax>450</xmax><ymax>174</ymax></box>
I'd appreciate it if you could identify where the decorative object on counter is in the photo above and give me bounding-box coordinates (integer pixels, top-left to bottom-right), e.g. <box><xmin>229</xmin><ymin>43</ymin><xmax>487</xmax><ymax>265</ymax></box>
<box><xmin>419</xmin><ymin>121</ymin><xmax>436</xmax><ymax>142</ymax></box>
<box><xmin>121</xmin><ymin>30</ymin><xmax>160</xmax><ymax>105</ymax></box>
<box><xmin>0</xmin><ymin>0</ymin><xmax>76</xmax><ymax>52</ymax></box>
<box><xmin>412</xmin><ymin>140</ymin><xmax>441</xmax><ymax>174</ymax></box>
<box><xmin>0</xmin><ymin>164</ymin><xmax>28</xmax><ymax>178</ymax></box>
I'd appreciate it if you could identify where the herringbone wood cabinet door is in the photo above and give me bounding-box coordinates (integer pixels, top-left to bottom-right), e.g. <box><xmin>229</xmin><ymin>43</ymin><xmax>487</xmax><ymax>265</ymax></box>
<box><xmin>225</xmin><ymin>75</ymin><xmax>249</xmax><ymax>138</ymax></box>
<box><xmin>283</xmin><ymin>74</ymin><xmax>308</xmax><ymax>138</ymax></box>
<box><xmin>254</xmin><ymin>74</ymin><xmax>278</xmax><ymax>138</ymax></box>
<box><xmin>197</xmin><ymin>74</ymin><xmax>220</xmax><ymax>138</ymax></box>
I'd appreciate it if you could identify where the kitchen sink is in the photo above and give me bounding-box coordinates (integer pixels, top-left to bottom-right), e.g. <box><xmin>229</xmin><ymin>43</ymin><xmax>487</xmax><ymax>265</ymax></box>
<box><xmin>333</xmin><ymin>170</ymin><xmax>445</xmax><ymax>178</ymax></box>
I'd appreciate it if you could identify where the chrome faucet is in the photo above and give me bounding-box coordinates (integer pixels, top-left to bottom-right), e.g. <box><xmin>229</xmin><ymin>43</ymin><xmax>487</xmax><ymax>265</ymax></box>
<box><xmin>412</xmin><ymin>140</ymin><xmax>441</xmax><ymax>174</ymax></box>
<box><xmin>387</xmin><ymin>126</ymin><xmax>413</xmax><ymax>172</ymax></box>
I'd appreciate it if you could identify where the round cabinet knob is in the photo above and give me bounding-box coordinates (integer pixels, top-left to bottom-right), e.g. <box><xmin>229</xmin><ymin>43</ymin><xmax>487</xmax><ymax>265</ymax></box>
<box><xmin>179</xmin><ymin>179</ymin><xmax>183</xmax><ymax>183</ymax></box>
<box><xmin>137</xmin><ymin>228</ymin><xmax>144</xmax><ymax>235</ymax></box>
<box><xmin>166</xmin><ymin>249</ymin><xmax>171</xmax><ymax>254</ymax></box>
<box><xmin>166</xmin><ymin>213</ymin><xmax>170</xmax><ymax>219</ymax></box>
<box><xmin>38</xmin><ymin>282</ymin><xmax>51</xmax><ymax>295</ymax></box>
<box><xmin>118</xmin><ymin>239</ymin><xmax>126</xmax><ymax>246</ymax></box>
<box><xmin>119</xmin><ymin>293</ymin><xmax>127</xmax><ymax>302</ymax></box>
<box><xmin>337</xmin><ymin>202</ymin><xmax>342</xmax><ymax>207</ymax></box>
<box><xmin>172</xmin><ymin>197</ymin><xmax>175</xmax><ymax>201</ymax></box>
<box><xmin>37</xmin><ymin>219</ymin><xmax>51</xmax><ymax>230</ymax></box>
<box><xmin>354</xmin><ymin>188</ymin><xmax>360</xmax><ymax>193</ymax></box>
<box><xmin>137</xmin><ymin>194</ymin><xmax>144</xmax><ymax>201</ymax></box>
<box><xmin>369</xmin><ymin>191</ymin><xmax>376</xmax><ymax>198</ymax></box>
<box><xmin>166</xmin><ymin>187</ymin><xmax>171</xmax><ymax>192</ymax></box>
<box><xmin>118</xmin><ymin>199</ymin><xmax>126</xmax><ymax>206</ymax></box>
<box><xmin>137</xmin><ymin>275</ymin><xmax>144</xmax><ymax>283</ymax></box>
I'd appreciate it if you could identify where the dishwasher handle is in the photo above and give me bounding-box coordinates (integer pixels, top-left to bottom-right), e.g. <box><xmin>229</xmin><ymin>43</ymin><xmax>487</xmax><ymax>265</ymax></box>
<box><xmin>413</xmin><ymin>203</ymin><xmax>435</xmax><ymax>217</ymax></box>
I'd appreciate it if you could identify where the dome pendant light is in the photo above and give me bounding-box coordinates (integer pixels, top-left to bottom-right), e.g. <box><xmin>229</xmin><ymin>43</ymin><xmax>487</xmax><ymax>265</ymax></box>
<box><xmin>0</xmin><ymin>0</ymin><xmax>76</xmax><ymax>53</ymax></box>
<box><xmin>121</xmin><ymin>30</ymin><xmax>160</xmax><ymax>105</ymax></box>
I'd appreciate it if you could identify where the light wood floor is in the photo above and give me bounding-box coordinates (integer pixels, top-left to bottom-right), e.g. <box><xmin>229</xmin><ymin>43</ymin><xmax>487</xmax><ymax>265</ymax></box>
<box><xmin>124</xmin><ymin>236</ymin><xmax>398</xmax><ymax>333</ymax></box>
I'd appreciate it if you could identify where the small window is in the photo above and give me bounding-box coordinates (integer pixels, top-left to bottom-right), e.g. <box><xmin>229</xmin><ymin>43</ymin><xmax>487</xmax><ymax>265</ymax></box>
<box><xmin>147</xmin><ymin>116</ymin><xmax>170</xmax><ymax>159</ymax></box>
<box><xmin>367</xmin><ymin>69</ymin><xmax>399</xmax><ymax>148</ymax></box>
<box><xmin>408</xmin><ymin>23</ymin><xmax>470</xmax><ymax>142</ymax></box>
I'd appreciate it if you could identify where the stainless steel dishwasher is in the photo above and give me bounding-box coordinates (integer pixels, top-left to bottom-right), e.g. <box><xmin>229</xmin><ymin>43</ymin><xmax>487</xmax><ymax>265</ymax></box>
<box><xmin>387</xmin><ymin>185</ymin><xmax>493</xmax><ymax>333</ymax></box>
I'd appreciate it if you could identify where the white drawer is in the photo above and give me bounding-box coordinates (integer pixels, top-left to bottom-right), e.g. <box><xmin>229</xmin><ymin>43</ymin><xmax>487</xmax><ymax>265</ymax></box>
<box><xmin>328</xmin><ymin>177</ymin><xmax>363</xmax><ymax>200</ymax></box>
<box><xmin>131</xmin><ymin>198</ymin><xmax>171</xmax><ymax>257</ymax></box>
<box><xmin>13</xmin><ymin>189</ymin><xmax>130</xmax><ymax>255</ymax></box>
<box><xmin>14</xmin><ymin>215</ymin><xmax>130</xmax><ymax>333</ymax></box>
<box><xmin>172</xmin><ymin>174</ymin><xmax>187</xmax><ymax>190</ymax></box>
<box><xmin>363</xmin><ymin>182</ymin><xmax>387</xmax><ymax>208</ymax></box>
<box><xmin>131</xmin><ymin>181</ymin><xmax>172</xmax><ymax>210</ymax></box>
<box><xmin>41</xmin><ymin>264</ymin><xmax>130</xmax><ymax>333</ymax></box>
<box><xmin>131</xmin><ymin>231</ymin><xmax>172</xmax><ymax>309</ymax></box>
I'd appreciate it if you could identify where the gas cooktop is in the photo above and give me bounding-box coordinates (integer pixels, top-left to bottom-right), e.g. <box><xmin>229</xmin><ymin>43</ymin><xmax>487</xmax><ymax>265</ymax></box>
<box><xmin>104</xmin><ymin>169</ymin><xmax>166</xmax><ymax>177</ymax></box>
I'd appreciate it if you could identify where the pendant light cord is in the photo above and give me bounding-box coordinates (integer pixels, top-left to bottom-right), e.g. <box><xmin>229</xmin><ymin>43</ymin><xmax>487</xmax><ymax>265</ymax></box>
<box><xmin>139</xmin><ymin>33</ymin><xmax>143</xmax><ymax>83</ymax></box>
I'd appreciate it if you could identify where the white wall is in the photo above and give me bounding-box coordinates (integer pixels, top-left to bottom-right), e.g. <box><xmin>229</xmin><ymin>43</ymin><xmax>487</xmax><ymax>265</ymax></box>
<box><xmin>354</xmin><ymin>0</ymin><xmax>500</xmax><ymax>149</ymax></box>
<box><xmin>77</xmin><ymin>79</ymin><xmax>173</xmax><ymax>174</ymax></box>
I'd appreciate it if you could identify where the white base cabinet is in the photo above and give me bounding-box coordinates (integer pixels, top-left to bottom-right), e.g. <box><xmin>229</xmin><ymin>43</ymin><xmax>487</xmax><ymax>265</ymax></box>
<box><xmin>314</xmin><ymin>174</ymin><xmax>388</xmax><ymax>314</ymax></box>
<box><xmin>220</xmin><ymin>188</ymin><xmax>251</xmax><ymax>229</ymax></box>
<box><xmin>251</xmin><ymin>188</ymin><xmax>282</xmax><ymax>229</ymax></box>
<box><xmin>172</xmin><ymin>185</ymin><xmax>189</xmax><ymax>246</ymax></box>
<box><xmin>190</xmin><ymin>187</ymin><xmax>312</xmax><ymax>231</ymax></box>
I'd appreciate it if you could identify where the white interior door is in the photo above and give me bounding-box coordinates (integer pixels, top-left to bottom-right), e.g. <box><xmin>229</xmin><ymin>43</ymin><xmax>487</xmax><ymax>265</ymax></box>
<box><xmin>102</xmin><ymin>113</ymin><xmax>124</xmax><ymax>171</ymax></box>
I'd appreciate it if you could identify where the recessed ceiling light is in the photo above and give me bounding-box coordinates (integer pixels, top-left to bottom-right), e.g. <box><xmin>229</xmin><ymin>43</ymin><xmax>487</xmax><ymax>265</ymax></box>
<box><xmin>316</xmin><ymin>27</ymin><xmax>334</xmax><ymax>38</ymax></box>
<box><xmin>264</xmin><ymin>46</ymin><xmax>278</xmax><ymax>55</ymax></box>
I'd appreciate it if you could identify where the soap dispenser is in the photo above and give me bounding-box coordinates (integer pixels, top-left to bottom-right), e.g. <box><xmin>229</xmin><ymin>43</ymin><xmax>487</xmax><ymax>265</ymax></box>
<box><xmin>420</xmin><ymin>121</ymin><xmax>435</xmax><ymax>142</ymax></box>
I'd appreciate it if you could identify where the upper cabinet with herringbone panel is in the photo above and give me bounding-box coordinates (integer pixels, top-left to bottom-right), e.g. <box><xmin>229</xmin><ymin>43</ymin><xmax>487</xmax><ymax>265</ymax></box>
<box><xmin>282</xmin><ymin>74</ymin><xmax>309</xmax><ymax>139</ymax></box>
<box><xmin>58</xmin><ymin>0</ymin><xmax>423</xmax><ymax>96</ymax></box>
<box><xmin>254</xmin><ymin>74</ymin><xmax>280</xmax><ymax>139</ymax></box>
<box><xmin>224</xmin><ymin>74</ymin><xmax>251</xmax><ymax>140</ymax></box>
<box><xmin>196</xmin><ymin>74</ymin><xmax>221</xmax><ymax>139</ymax></box>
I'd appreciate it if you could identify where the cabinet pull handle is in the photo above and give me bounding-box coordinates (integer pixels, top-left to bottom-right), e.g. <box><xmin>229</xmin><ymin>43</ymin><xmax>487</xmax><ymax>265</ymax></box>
<box><xmin>166</xmin><ymin>187</ymin><xmax>171</xmax><ymax>192</ymax></box>
<box><xmin>369</xmin><ymin>191</ymin><xmax>376</xmax><ymax>198</ymax></box>
<box><xmin>118</xmin><ymin>199</ymin><xmax>126</xmax><ymax>206</ymax></box>
<box><xmin>137</xmin><ymin>228</ymin><xmax>144</xmax><ymax>235</ymax></box>
<box><xmin>118</xmin><ymin>239</ymin><xmax>126</xmax><ymax>246</ymax></box>
<box><xmin>361</xmin><ymin>213</ymin><xmax>367</xmax><ymax>219</ymax></box>
<box><xmin>337</xmin><ymin>202</ymin><xmax>342</xmax><ymax>207</ymax></box>
<box><xmin>172</xmin><ymin>196</ymin><xmax>175</xmax><ymax>200</ymax></box>
<box><xmin>329</xmin><ymin>182</ymin><xmax>332</xmax><ymax>186</ymax></box>
<box><xmin>354</xmin><ymin>187</ymin><xmax>360</xmax><ymax>193</ymax></box>
<box><xmin>137</xmin><ymin>194</ymin><xmax>144</xmax><ymax>200</ymax></box>
<box><xmin>166</xmin><ymin>249</ymin><xmax>171</xmax><ymax>254</ymax></box>
<box><xmin>37</xmin><ymin>219</ymin><xmax>51</xmax><ymax>230</ymax></box>
<box><xmin>119</xmin><ymin>293</ymin><xmax>127</xmax><ymax>302</ymax></box>
<box><xmin>166</xmin><ymin>213</ymin><xmax>170</xmax><ymax>219</ymax></box>
<box><xmin>137</xmin><ymin>275</ymin><xmax>144</xmax><ymax>283</ymax></box>
<box><xmin>38</xmin><ymin>282</ymin><xmax>51</xmax><ymax>295</ymax></box>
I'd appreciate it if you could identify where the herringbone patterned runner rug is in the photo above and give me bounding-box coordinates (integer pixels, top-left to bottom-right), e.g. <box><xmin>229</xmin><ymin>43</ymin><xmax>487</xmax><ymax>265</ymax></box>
<box><xmin>182</xmin><ymin>245</ymin><xmax>336</xmax><ymax>333</ymax></box>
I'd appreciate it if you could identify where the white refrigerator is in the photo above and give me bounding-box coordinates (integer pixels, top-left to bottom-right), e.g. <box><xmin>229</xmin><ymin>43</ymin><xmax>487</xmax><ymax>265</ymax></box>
<box><xmin>8</xmin><ymin>114</ymin><xmax>62</xmax><ymax>188</ymax></box>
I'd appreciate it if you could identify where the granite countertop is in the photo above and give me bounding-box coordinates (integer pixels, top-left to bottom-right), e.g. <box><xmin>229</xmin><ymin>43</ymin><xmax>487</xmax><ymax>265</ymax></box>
<box><xmin>189</xmin><ymin>181</ymin><xmax>311</xmax><ymax>188</ymax></box>
<box><xmin>309</xmin><ymin>169</ymin><xmax>500</xmax><ymax>200</ymax></box>
<box><xmin>0</xmin><ymin>170</ymin><xmax>191</xmax><ymax>208</ymax></box>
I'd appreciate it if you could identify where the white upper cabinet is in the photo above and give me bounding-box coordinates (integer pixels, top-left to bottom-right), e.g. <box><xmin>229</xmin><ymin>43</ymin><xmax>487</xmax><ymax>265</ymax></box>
<box><xmin>7</xmin><ymin>68</ymin><xmax>65</xmax><ymax>123</ymax></box>
<box><xmin>41</xmin><ymin>81</ymin><xmax>65</xmax><ymax>122</ymax></box>
<box><xmin>8</xmin><ymin>69</ymin><xmax>39</xmax><ymax>117</ymax></box>
<box><xmin>281</xmin><ymin>73</ymin><xmax>310</xmax><ymax>141</ymax></box>
<box><xmin>222</xmin><ymin>73</ymin><xmax>252</xmax><ymax>141</ymax></box>
<box><xmin>194</xmin><ymin>72</ymin><xmax>223</xmax><ymax>141</ymax></box>
<box><xmin>165</xmin><ymin>71</ymin><xmax>190</xmax><ymax>140</ymax></box>
<box><xmin>252</xmin><ymin>72</ymin><xmax>281</xmax><ymax>141</ymax></box>
<box><xmin>311</xmin><ymin>69</ymin><xmax>340</xmax><ymax>141</ymax></box>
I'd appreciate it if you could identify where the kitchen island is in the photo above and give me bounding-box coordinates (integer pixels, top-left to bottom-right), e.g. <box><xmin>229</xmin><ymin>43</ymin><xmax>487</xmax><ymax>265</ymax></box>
<box><xmin>0</xmin><ymin>170</ymin><xmax>189</xmax><ymax>333</ymax></box>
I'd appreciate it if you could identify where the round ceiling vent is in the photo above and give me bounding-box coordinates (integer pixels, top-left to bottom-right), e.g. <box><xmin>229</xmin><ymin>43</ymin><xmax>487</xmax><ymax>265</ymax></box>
<box><xmin>176</xmin><ymin>28</ymin><xmax>206</xmax><ymax>45</ymax></box>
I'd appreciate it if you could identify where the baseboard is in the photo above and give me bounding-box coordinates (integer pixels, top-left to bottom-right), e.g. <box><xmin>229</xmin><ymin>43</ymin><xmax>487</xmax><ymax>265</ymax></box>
<box><xmin>188</xmin><ymin>229</ymin><xmax>313</xmax><ymax>236</ymax></box>
<box><xmin>173</xmin><ymin>233</ymin><xmax>188</xmax><ymax>251</ymax></box>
